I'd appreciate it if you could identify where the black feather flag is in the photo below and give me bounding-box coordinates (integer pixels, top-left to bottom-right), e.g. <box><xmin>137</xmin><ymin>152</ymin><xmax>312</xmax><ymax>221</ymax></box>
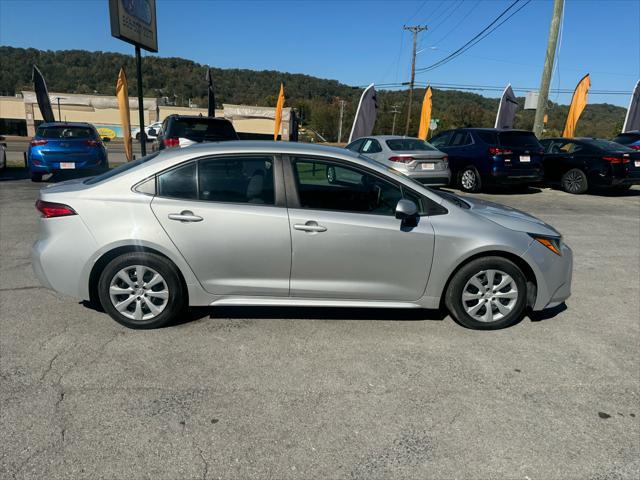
<box><xmin>32</xmin><ymin>65</ymin><xmax>55</xmax><ymax>123</ymax></box>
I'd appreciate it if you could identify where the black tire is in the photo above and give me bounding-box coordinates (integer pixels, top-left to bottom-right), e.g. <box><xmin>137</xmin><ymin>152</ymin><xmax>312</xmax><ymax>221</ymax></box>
<box><xmin>445</xmin><ymin>256</ymin><xmax>527</xmax><ymax>330</ymax></box>
<box><xmin>97</xmin><ymin>252</ymin><xmax>186</xmax><ymax>329</ymax></box>
<box><xmin>561</xmin><ymin>168</ymin><xmax>588</xmax><ymax>194</ymax></box>
<box><xmin>458</xmin><ymin>166</ymin><xmax>482</xmax><ymax>193</ymax></box>
<box><xmin>135</xmin><ymin>132</ymin><xmax>141</xmax><ymax>141</ymax></box>
<box><xmin>31</xmin><ymin>173</ymin><xmax>43</xmax><ymax>182</ymax></box>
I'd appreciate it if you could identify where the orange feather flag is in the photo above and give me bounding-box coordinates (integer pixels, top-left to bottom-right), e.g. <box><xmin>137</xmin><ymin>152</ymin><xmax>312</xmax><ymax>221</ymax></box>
<box><xmin>563</xmin><ymin>74</ymin><xmax>590</xmax><ymax>138</ymax></box>
<box><xmin>116</xmin><ymin>68</ymin><xmax>132</xmax><ymax>161</ymax></box>
<box><xmin>274</xmin><ymin>83</ymin><xmax>285</xmax><ymax>141</ymax></box>
<box><xmin>418</xmin><ymin>86</ymin><xmax>432</xmax><ymax>140</ymax></box>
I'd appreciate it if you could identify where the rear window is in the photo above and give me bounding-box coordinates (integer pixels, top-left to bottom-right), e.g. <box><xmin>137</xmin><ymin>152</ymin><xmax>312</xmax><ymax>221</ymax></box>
<box><xmin>613</xmin><ymin>133</ymin><xmax>640</xmax><ymax>145</ymax></box>
<box><xmin>581</xmin><ymin>139</ymin><xmax>634</xmax><ymax>152</ymax></box>
<box><xmin>168</xmin><ymin>118</ymin><xmax>238</xmax><ymax>142</ymax></box>
<box><xmin>36</xmin><ymin>126</ymin><xmax>96</xmax><ymax>139</ymax></box>
<box><xmin>83</xmin><ymin>152</ymin><xmax>160</xmax><ymax>185</ymax></box>
<box><xmin>476</xmin><ymin>131</ymin><xmax>498</xmax><ymax>144</ymax></box>
<box><xmin>385</xmin><ymin>138</ymin><xmax>437</xmax><ymax>151</ymax></box>
<box><xmin>498</xmin><ymin>131</ymin><xmax>542</xmax><ymax>149</ymax></box>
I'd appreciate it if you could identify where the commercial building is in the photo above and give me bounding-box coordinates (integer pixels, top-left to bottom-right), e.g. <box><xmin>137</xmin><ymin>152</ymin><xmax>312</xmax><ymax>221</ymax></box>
<box><xmin>0</xmin><ymin>92</ymin><xmax>295</xmax><ymax>140</ymax></box>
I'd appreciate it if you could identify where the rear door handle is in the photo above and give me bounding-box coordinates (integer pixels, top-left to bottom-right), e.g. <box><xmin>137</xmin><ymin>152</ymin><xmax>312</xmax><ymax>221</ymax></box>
<box><xmin>293</xmin><ymin>221</ymin><xmax>327</xmax><ymax>233</ymax></box>
<box><xmin>168</xmin><ymin>210</ymin><xmax>203</xmax><ymax>223</ymax></box>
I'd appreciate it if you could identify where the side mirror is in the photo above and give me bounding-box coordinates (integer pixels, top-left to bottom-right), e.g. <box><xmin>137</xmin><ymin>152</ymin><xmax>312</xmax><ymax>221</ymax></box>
<box><xmin>148</xmin><ymin>128</ymin><xmax>157</xmax><ymax>136</ymax></box>
<box><xmin>101</xmin><ymin>137</ymin><xmax>111</xmax><ymax>143</ymax></box>
<box><xmin>395</xmin><ymin>199</ymin><xmax>418</xmax><ymax>220</ymax></box>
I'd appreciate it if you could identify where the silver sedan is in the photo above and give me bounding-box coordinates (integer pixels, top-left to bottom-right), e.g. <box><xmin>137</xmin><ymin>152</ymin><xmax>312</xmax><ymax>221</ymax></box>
<box><xmin>32</xmin><ymin>141</ymin><xmax>572</xmax><ymax>330</ymax></box>
<box><xmin>346</xmin><ymin>135</ymin><xmax>451</xmax><ymax>186</ymax></box>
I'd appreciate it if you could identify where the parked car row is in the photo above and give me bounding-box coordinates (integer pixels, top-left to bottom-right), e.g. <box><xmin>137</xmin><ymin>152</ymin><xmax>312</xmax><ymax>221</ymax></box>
<box><xmin>349</xmin><ymin>128</ymin><xmax>640</xmax><ymax>195</ymax></box>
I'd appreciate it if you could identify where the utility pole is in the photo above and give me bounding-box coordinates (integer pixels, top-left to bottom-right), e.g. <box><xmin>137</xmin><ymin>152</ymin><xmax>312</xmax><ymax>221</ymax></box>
<box><xmin>391</xmin><ymin>104</ymin><xmax>401</xmax><ymax>135</ymax></box>
<box><xmin>533</xmin><ymin>0</ymin><xmax>564</xmax><ymax>137</ymax></box>
<box><xmin>337</xmin><ymin>99</ymin><xmax>346</xmax><ymax>143</ymax></box>
<box><xmin>403</xmin><ymin>25</ymin><xmax>428</xmax><ymax>136</ymax></box>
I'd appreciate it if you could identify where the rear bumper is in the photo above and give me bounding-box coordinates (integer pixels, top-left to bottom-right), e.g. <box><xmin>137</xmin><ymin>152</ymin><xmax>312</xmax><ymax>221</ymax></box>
<box><xmin>488</xmin><ymin>167</ymin><xmax>543</xmax><ymax>185</ymax></box>
<box><xmin>28</xmin><ymin>151</ymin><xmax>107</xmax><ymax>173</ymax></box>
<box><xmin>403</xmin><ymin>170</ymin><xmax>451</xmax><ymax>186</ymax></box>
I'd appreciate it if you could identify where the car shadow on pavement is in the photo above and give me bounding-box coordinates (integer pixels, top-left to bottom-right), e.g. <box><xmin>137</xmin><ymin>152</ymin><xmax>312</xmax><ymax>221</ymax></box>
<box><xmin>589</xmin><ymin>187</ymin><xmax>640</xmax><ymax>197</ymax></box>
<box><xmin>528</xmin><ymin>302</ymin><xmax>568</xmax><ymax>322</ymax></box>
<box><xmin>0</xmin><ymin>167</ymin><xmax>30</xmax><ymax>182</ymax></box>
<box><xmin>176</xmin><ymin>306</ymin><xmax>448</xmax><ymax>326</ymax></box>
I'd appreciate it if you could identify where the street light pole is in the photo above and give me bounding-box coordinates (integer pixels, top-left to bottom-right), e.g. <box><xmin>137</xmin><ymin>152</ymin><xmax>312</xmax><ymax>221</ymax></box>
<box><xmin>391</xmin><ymin>104</ymin><xmax>400</xmax><ymax>135</ymax></box>
<box><xmin>337</xmin><ymin>99</ymin><xmax>346</xmax><ymax>143</ymax></box>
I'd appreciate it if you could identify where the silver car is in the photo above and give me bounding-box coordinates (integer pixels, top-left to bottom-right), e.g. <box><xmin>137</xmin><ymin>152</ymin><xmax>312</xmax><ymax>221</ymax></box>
<box><xmin>32</xmin><ymin>141</ymin><xmax>572</xmax><ymax>330</ymax></box>
<box><xmin>346</xmin><ymin>135</ymin><xmax>451</xmax><ymax>186</ymax></box>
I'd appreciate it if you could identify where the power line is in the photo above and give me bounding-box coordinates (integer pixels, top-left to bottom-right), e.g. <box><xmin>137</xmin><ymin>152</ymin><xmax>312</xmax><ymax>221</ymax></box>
<box><xmin>429</xmin><ymin>0</ymin><xmax>482</xmax><ymax>47</ymax></box>
<box><xmin>416</xmin><ymin>0</ymin><xmax>531</xmax><ymax>73</ymax></box>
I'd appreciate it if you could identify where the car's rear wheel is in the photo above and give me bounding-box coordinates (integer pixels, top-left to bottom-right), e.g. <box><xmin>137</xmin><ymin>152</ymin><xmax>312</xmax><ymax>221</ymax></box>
<box><xmin>135</xmin><ymin>132</ymin><xmax>141</xmax><ymax>141</ymax></box>
<box><xmin>97</xmin><ymin>252</ymin><xmax>185</xmax><ymax>329</ymax></box>
<box><xmin>445</xmin><ymin>256</ymin><xmax>527</xmax><ymax>330</ymax></box>
<box><xmin>31</xmin><ymin>173</ymin><xmax>43</xmax><ymax>182</ymax></box>
<box><xmin>459</xmin><ymin>167</ymin><xmax>481</xmax><ymax>193</ymax></box>
<box><xmin>561</xmin><ymin>168</ymin><xmax>588</xmax><ymax>194</ymax></box>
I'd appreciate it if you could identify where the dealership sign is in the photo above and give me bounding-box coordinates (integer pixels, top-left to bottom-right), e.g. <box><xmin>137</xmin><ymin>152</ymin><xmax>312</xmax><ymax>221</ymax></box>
<box><xmin>109</xmin><ymin>0</ymin><xmax>158</xmax><ymax>52</ymax></box>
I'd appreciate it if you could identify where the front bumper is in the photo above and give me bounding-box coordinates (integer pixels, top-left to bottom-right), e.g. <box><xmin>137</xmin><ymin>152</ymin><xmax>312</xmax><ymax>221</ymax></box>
<box><xmin>523</xmin><ymin>239</ymin><xmax>573</xmax><ymax>311</ymax></box>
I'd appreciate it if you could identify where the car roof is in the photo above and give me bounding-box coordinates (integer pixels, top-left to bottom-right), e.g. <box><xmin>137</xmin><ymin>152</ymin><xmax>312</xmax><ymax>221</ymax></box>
<box><xmin>452</xmin><ymin>128</ymin><xmax>533</xmax><ymax>133</ymax></box>
<box><xmin>167</xmin><ymin>115</ymin><xmax>232</xmax><ymax>122</ymax></box>
<box><xmin>37</xmin><ymin>122</ymin><xmax>96</xmax><ymax>128</ymax></box>
<box><xmin>159</xmin><ymin>140</ymin><xmax>352</xmax><ymax>157</ymax></box>
<box><xmin>363</xmin><ymin>135</ymin><xmax>425</xmax><ymax>141</ymax></box>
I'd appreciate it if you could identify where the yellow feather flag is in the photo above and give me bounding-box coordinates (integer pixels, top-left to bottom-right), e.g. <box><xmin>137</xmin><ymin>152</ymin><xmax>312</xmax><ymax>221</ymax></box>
<box><xmin>274</xmin><ymin>83</ymin><xmax>285</xmax><ymax>141</ymax></box>
<box><xmin>562</xmin><ymin>74</ymin><xmax>590</xmax><ymax>138</ymax></box>
<box><xmin>116</xmin><ymin>67</ymin><xmax>132</xmax><ymax>161</ymax></box>
<box><xmin>418</xmin><ymin>86</ymin><xmax>433</xmax><ymax>140</ymax></box>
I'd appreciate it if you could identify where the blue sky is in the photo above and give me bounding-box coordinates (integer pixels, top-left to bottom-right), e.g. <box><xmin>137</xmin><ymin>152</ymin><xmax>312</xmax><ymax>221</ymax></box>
<box><xmin>1</xmin><ymin>0</ymin><xmax>638</xmax><ymax>106</ymax></box>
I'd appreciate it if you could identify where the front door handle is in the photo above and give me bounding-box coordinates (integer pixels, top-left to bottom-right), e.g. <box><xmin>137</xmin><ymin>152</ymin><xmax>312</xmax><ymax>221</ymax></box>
<box><xmin>168</xmin><ymin>210</ymin><xmax>203</xmax><ymax>223</ymax></box>
<box><xmin>293</xmin><ymin>221</ymin><xmax>327</xmax><ymax>233</ymax></box>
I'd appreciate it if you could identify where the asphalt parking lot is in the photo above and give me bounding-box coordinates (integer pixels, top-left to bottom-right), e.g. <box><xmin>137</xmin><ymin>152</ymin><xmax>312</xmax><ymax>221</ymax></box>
<box><xmin>1</xmin><ymin>168</ymin><xmax>639</xmax><ymax>480</ymax></box>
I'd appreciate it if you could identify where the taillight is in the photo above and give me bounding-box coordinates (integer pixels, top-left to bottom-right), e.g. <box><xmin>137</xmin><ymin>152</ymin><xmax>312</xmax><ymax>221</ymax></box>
<box><xmin>629</xmin><ymin>145</ymin><xmax>640</xmax><ymax>151</ymax></box>
<box><xmin>602</xmin><ymin>156</ymin><xmax>629</xmax><ymax>164</ymax></box>
<box><xmin>163</xmin><ymin>137</ymin><xmax>179</xmax><ymax>147</ymax></box>
<box><xmin>30</xmin><ymin>139</ymin><xmax>48</xmax><ymax>146</ymax></box>
<box><xmin>489</xmin><ymin>147</ymin><xmax>512</xmax><ymax>155</ymax></box>
<box><xmin>389</xmin><ymin>156</ymin><xmax>413</xmax><ymax>163</ymax></box>
<box><xmin>85</xmin><ymin>139</ymin><xmax>101</xmax><ymax>146</ymax></box>
<box><xmin>35</xmin><ymin>200</ymin><xmax>77</xmax><ymax>218</ymax></box>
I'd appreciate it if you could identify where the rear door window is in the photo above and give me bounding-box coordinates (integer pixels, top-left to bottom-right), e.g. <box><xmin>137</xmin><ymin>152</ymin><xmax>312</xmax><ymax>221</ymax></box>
<box><xmin>198</xmin><ymin>156</ymin><xmax>275</xmax><ymax>205</ymax></box>
<box><xmin>450</xmin><ymin>131</ymin><xmax>472</xmax><ymax>147</ymax></box>
<box><xmin>361</xmin><ymin>138</ymin><xmax>382</xmax><ymax>154</ymax></box>
<box><xmin>157</xmin><ymin>162</ymin><xmax>198</xmax><ymax>200</ymax></box>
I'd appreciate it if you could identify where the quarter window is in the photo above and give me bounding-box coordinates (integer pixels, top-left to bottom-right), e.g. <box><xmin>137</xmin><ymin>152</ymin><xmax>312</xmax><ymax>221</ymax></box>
<box><xmin>292</xmin><ymin>158</ymin><xmax>404</xmax><ymax>216</ymax></box>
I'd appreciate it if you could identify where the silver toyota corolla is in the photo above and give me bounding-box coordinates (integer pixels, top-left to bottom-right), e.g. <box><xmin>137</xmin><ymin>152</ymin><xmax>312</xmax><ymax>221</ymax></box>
<box><xmin>346</xmin><ymin>135</ymin><xmax>451</xmax><ymax>186</ymax></box>
<box><xmin>32</xmin><ymin>141</ymin><xmax>572</xmax><ymax>330</ymax></box>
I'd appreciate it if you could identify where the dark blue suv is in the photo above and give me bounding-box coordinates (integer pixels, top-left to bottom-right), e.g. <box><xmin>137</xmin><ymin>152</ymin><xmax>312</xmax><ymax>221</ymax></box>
<box><xmin>430</xmin><ymin>128</ymin><xmax>544</xmax><ymax>192</ymax></box>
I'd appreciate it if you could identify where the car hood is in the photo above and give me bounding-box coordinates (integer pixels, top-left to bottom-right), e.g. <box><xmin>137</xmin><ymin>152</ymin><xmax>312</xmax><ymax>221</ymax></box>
<box><xmin>463</xmin><ymin>196</ymin><xmax>560</xmax><ymax>237</ymax></box>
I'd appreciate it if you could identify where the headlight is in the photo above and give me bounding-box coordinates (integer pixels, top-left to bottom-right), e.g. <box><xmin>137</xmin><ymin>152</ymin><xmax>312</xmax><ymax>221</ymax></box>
<box><xmin>529</xmin><ymin>233</ymin><xmax>563</xmax><ymax>256</ymax></box>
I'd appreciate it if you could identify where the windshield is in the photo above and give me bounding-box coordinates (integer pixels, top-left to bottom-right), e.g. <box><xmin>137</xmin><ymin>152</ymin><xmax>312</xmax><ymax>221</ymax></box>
<box><xmin>170</xmin><ymin>118</ymin><xmax>238</xmax><ymax>142</ymax></box>
<box><xmin>36</xmin><ymin>126</ymin><xmax>96</xmax><ymax>139</ymax></box>
<box><xmin>84</xmin><ymin>152</ymin><xmax>160</xmax><ymax>185</ymax></box>
<box><xmin>386</xmin><ymin>138</ymin><xmax>438</xmax><ymax>151</ymax></box>
<box><xmin>582</xmin><ymin>138</ymin><xmax>634</xmax><ymax>152</ymax></box>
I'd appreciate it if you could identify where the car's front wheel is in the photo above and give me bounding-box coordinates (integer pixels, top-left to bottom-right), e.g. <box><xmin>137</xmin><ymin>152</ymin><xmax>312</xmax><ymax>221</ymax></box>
<box><xmin>445</xmin><ymin>256</ymin><xmax>527</xmax><ymax>330</ymax></box>
<box><xmin>97</xmin><ymin>252</ymin><xmax>186</xmax><ymax>329</ymax></box>
<box><xmin>459</xmin><ymin>167</ymin><xmax>481</xmax><ymax>193</ymax></box>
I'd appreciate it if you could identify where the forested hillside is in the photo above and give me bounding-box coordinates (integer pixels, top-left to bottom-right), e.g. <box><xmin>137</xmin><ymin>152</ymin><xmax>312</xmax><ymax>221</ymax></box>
<box><xmin>0</xmin><ymin>46</ymin><xmax>626</xmax><ymax>140</ymax></box>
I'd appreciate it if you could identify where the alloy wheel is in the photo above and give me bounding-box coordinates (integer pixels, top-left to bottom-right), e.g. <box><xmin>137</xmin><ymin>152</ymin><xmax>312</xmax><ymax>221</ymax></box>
<box><xmin>564</xmin><ymin>170</ymin><xmax>585</xmax><ymax>193</ymax></box>
<box><xmin>461</xmin><ymin>169</ymin><xmax>477</xmax><ymax>190</ymax></box>
<box><xmin>462</xmin><ymin>269</ymin><xmax>518</xmax><ymax>323</ymax></box>
<box><xmin>108</xmin><ymin>265</ymin><xmax>169</xmax><ymax>321</ymax></box>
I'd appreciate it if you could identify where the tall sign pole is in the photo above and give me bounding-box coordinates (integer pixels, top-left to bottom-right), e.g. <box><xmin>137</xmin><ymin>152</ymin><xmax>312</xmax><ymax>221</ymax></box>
<box><xmin>109</xmin><ymin>0</ymin><xmax>158</xmax><ymax>157</ymax></box>
<box><xmin>135</xmin><ymin>46</ymin><xmax>146</xmax><ymax>155</ymax></box>
<box><xmin>533</xmin><ymin>0</ymin><xmax>564</xmax><ymax>137</ymax></box>
<box><xmin>403</xmin><ymin>25</ymin><xmax>427</xmax><ymax>136</ymax></box>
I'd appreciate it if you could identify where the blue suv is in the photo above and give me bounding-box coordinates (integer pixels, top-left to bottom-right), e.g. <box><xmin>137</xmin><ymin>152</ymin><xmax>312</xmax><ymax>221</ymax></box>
<box><xmin>430</xmin><ymin>128</ymin><xmax>544</xmax><ymax>192</ymax></box>
<box><xmin>28</xmin><ymin>122</ymin><xmax>109</xmax><ymax>182</ymax></box>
